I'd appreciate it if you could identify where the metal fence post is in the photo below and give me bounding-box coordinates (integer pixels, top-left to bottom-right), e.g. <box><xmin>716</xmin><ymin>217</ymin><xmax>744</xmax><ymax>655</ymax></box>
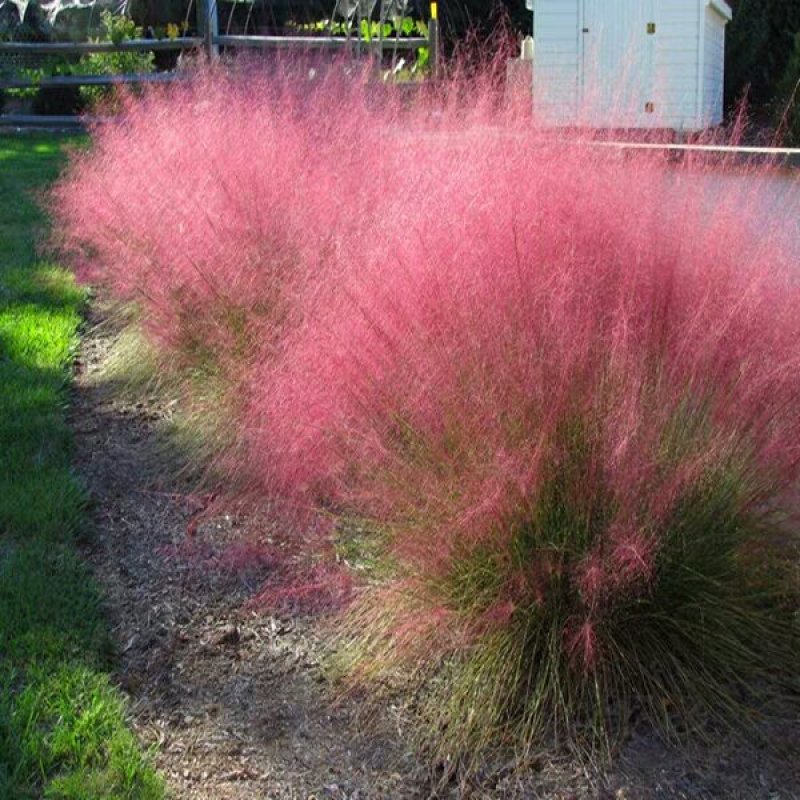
<box><xmin>428</xmin><ymin>2</ymin><xmax>440</xmax><ymax>81</ymax></box>
<box><xmin>197</xmin><ymin>0</ymin><xmax>219</xmax><ymax>60</ymax></box>
<box><xmin>428</xmin><ymin>17</ymin><xmax>440</xmax><ymax>80</ymax></box>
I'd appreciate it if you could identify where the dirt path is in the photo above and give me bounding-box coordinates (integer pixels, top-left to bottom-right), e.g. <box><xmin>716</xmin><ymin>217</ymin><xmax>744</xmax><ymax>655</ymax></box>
<box><xmin>70</xmin><ymin>308</ymin><xmax>436</xmax><ymax>800</ymax></box>
<box><xmin>70</xmin><ymin>305</ymin><xmax>800</xmax><ymax>800</ymax></box>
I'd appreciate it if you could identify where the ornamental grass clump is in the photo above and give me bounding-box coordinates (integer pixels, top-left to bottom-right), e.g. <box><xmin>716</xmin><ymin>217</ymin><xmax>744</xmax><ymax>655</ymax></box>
<box><xmin>53</xmin><ymin>59</ymin><xmax>800</xmax><ymax>766</ymax></box>
<box><xmin>250</xmin><ymin>131</ymin><xmax>800</xmax><ymax>760</ymax></box>
<box><xmin>52</xmin><ymin>60</ymin><xmax>402</xmax><ymax>469</ymax></box>
<box><xmin>52</xmin><ymin>60</ymin><xmax>409</xmax><ymax>394</ymax></box>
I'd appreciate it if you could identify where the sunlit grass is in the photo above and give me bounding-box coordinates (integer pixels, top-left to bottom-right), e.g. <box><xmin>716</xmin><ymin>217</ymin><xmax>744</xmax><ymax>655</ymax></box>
<box><xmin>0</xmin><ymin>134</ymin><xmax>163</xmax><ymax>800</ymax></box>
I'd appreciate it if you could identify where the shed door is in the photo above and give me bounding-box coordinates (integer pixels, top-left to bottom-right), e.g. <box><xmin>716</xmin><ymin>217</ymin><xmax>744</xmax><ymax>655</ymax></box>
<box><xmin>580</xmin><ymin>0</ymin><xmax>655</xmax><ymax>127</ymax></box>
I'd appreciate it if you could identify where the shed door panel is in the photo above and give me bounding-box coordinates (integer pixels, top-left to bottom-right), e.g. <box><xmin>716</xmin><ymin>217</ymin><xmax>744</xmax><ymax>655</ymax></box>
<box><xmin>581</xmin><ymin>0</ymin><xmax>655</xmax><ymax>126</ymax></box>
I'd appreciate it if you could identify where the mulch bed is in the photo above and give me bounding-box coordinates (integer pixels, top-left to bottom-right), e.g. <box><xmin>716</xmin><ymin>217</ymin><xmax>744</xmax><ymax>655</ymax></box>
<box><xmin>69</xmin><ymin>301</ymin><xmax>800</xmax><ymax>800</ymax></box>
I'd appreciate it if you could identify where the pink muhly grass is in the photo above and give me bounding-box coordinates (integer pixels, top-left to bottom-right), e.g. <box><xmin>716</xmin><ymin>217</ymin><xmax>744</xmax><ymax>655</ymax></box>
<box><xmin>566</xmin><ymin>618</ymin><xmax>600</xmax><ymax>674</ymax></box>
<box><xmin>52</xmin><ymin>60</ymin><xmax>405</xmax><ymax>380</ymax></box>
<box><xmin>248</xmin><ymin>94</ymin><xmax>800</xmax><ymax>757</ymax></box>
<box><xmin>51</xmin><ymin>59</ymin><xmax>417</xmax><ymax>485</ymax></box>
<box><xmin>53</xmin><ymin>55</ymin><xmax>800</xmax><ymax>764</ymax></box>
<box><xmin>248</xmin><ymin>561</ymin><xmax>353</xmax><ymax>616</ymax></box>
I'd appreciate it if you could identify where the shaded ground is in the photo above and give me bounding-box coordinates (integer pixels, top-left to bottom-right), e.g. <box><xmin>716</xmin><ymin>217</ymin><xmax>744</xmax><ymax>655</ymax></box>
<box><xmin>71</xmin><ymin>302</ymin><xmax>800</xmax><ymax>800</ymax></box>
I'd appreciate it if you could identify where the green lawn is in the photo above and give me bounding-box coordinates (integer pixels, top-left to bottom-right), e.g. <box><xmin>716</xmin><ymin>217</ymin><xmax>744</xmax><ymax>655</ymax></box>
<box><xmin>0</xmin><ymin>135</ymin><xmax>163</xmax><ymax>800</ymax></box>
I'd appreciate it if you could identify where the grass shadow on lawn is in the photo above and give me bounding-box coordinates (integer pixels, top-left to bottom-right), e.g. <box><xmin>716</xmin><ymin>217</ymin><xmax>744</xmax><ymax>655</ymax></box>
<box><xmin>0</xmin><ymin>133</ymin><xmax>164</xmax><ymax>800</ymax></box>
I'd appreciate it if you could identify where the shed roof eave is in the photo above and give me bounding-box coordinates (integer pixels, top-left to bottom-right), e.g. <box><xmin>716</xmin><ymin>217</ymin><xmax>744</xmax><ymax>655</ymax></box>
<box><xmin>707</xmin><ymin>0</ymin><xmax>733</xmax><ymax>22</ymax></box>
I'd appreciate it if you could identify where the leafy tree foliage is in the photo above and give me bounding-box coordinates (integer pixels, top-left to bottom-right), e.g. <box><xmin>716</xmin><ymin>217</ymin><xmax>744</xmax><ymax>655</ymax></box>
<box><xmin>776</xmin><ymin>30</ymin><xmax>800</xmax><ymax>142</ymax></box>
<box><xmin>725</xmin><ymin>0</ymin><xmax>800</xmax><ymax>112</ymax></box>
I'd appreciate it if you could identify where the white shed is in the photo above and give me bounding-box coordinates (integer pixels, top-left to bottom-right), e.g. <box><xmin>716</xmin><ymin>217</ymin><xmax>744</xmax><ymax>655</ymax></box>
<box><xmin>530</xmin><ymin>0</ymin><xmax>733</xmax><ymax>131</ymax></box>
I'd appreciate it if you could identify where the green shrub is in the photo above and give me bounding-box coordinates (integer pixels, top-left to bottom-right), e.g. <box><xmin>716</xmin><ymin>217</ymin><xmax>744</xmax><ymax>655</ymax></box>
<box><xmin>78</xmin><ymin>11</ymin><xmax>155</xmax><ymax>108</ymax></box>
<box><xmin>3</xmin><ymin>11</ymin><xmax>155</xmax><ymax>115</ymax></box>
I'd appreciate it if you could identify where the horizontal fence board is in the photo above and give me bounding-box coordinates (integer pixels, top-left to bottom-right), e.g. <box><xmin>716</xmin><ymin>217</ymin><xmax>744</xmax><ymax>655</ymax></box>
<box><xmin>213</xmin><ymin>35</ymin><xmax>428</xmax><ymax>51</ymax></box>
<box><xmin>0</xmin><ymin>38</ymin><xmax>202</xmax><ymax>55</ymax></box>
<box><xmin>0</xmin><ymin>113</ymin><xmax>87</xmax><ymax>128</ymax></box>
<box><xmin>0</xmin><ymin>28</ymin><xmax>435</xmax><ymax>123</ymax></box>
<box><xmin>0</xmin><ymin>71</ymin><xmax>182</xmax><ymax>90</ymax></box>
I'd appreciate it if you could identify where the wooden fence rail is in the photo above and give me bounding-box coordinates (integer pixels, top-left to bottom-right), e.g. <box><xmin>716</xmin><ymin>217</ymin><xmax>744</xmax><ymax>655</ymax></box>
<box><xmin>0</xmin><ymin>38</ymin><xmax>203</xmax><ymax>56</ymax></box>
<box><xmin>0</xmin><ymin>7</ymin><xmax>441</xmax><ymax>127</ymax></box>
<box><xmin>213</xmin><ymin>34</ymin><xmax>429</xmax><ymax>51</ymax></box>
<box><xmin>0</xmin><ymin>34</ymin><xmax>429</xmax><ymax>59</ymax></box>
<box><xmin>0</xmin><ymin>73</ymin><xmax>185</xmax><ymax>91</ymax></box>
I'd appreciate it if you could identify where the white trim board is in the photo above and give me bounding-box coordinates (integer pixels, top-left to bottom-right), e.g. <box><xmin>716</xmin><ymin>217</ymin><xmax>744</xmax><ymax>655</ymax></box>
<box><xmin>707</xmin><ymin>0</ymin><xmax>733</xmax><ymax>21</ymax></box>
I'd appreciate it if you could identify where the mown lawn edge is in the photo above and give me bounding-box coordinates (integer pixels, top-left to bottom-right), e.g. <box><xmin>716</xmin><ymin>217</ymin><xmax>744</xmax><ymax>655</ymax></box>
<box><xmin>0</xmin><ymin>134</ymin><xmax>164</xmax><ymax>800</ymax></box>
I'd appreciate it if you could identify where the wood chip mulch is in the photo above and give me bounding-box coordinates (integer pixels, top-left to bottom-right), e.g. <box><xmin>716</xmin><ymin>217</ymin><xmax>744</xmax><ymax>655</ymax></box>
<box><xmin>69</xmin><ymin>303</ymin><xmax>800</xmax><ymax>800</ymax></box>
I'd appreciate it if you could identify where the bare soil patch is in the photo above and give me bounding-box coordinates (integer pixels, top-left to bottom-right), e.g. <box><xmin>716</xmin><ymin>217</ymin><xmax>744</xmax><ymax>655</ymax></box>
<box><xmin>70</xmin><ymin>302</ymin><xmax>800</xmax><ymax>800</ymax></box>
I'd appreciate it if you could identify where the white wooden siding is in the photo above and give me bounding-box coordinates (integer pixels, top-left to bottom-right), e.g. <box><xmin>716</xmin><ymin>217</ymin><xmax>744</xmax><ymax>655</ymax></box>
<box><xmin>652</xmin><ymin>0</ymin><xmax>701</xmax><ymax>129</ymax></box>
<box><xmin>581</xmin><ymin>0</ymin><xmax>654</xmax><ymax>127</ymax></box>
<box><xmin>702</xmin><ymin>4</ymin><xmax>726</xmax><ymax>125</ymax></box>
<box><xmin>532</xmin><ymin>0</ymin><xmax>730</xmax><ymax>131</ymax></box>
<box><xmin>532</xmin><ymin>0</ymin><xmax>581</xmax><ymax>124</ymax></box>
